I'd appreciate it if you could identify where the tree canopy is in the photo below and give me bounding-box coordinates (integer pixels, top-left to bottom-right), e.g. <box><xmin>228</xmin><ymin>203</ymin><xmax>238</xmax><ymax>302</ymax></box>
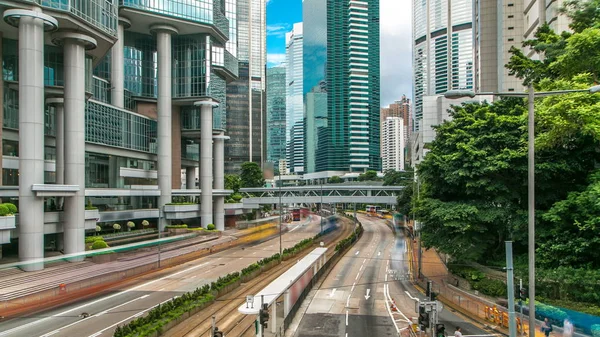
<box><xmin>240</xmin><ymin>162</ymin><xmax>265</xmax><ymax>188</ymax></box>
<box><xmin>357</xmin><ymin>170</ymin><xmax>379</xmax><ymax>182</ymax></box>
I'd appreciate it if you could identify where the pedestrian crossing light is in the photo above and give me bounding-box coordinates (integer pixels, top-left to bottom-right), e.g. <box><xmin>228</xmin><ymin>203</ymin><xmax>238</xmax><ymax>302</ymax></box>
<box><xmin>259</xmin><ymin>303</ymin><xmax>269</xmax><ymax>328</ymax></box>
<box><xmin>418</xmin><ymin>305</ymin><xmax>430</xmax><ymax>328</ymax></box>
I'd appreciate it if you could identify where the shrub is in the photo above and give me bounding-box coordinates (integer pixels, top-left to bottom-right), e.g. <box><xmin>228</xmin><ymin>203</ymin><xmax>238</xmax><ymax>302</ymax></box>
<box><xmin>472</xmin><ymin>278</ymin><xmax>507</xmax><ymax>297</ymax></box>
<box><xmin>207</xmin><ymin>224</ymin><xmax>216</xmax><ymax>230</ymax></box>
<box><xmin>113</xmin><ymin>223</ymin><xmax>121</xmax><ymax>231</ymax></box>
<box><xmin>2</xmin><ymin>203</ymin><xmax>17</xmax><ymax>214</ymax></box>
<box><xmin>91</xmin><ymin>240</ymin><xmax>109</xmax><ymax>250</ymax></box>
<box><xmin>231</xmin><ymin>193</ymin><xmax>243</xmax><ymax>202</ymax></box>
<box><xmin>166</xmin><ymin>224</ymin><xmax>188</xmax><ymax>229</ymax></box>
<box><xmin>95</xmin><ymin>225</ymin><xmax>101</xmax><ymax>233</ymax></box>
<box><xmin>0</xmin><ymin>204</ymin><xmax>9</xmax><ymax>216</ymax></box>
<box><xmin>85</xmin><ymin>236</ymin><xmax>103</xmax><ymax>244</ymax></box>
<box><xmin>142</xmin><ymin>220</ymin><xmax>150</xmax><ymax>227</ymax></box>
<box><xmin>127</xmin><ymin>221</ymin><xmax>135</xmax><ymax>228</ymax></box>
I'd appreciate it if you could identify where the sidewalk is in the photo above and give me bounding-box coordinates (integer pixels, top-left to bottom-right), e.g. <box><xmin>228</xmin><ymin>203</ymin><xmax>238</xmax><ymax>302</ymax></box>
<box><xmin>411</xmin><ymin>241</ymin><xmax>551</xmax><ymax>337</ymax></box>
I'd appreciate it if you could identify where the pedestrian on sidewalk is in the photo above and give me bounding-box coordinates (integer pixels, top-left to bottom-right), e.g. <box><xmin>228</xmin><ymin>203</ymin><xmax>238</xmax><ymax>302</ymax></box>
<box><xmin>542</xmin><ymin>318</ymin><xmax>553</xmax><ymax>337</ymax></box>
<box><xmin>455</xmin><ymin>327</ymin><xmax>463</xmax><ymax>337</ymax></box>
<box><xmin>563</xmin><ymin>318</ymin><xmax>573</xmax><ymax>337</ymax></box>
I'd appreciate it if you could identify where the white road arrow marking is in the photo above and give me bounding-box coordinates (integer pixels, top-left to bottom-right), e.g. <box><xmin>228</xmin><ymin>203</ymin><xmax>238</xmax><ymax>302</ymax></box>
<box><xmin>355</xmin><ymin>250</ymin><xmax>359</xmax><ymax>255</ymax></box>
<box><xmin>364</xmin><ymin>288</ymin><xmax>371</xmax><ymax>300</ymax></box>
<box><xmin>330</xmin><ymin>288</ymin><xmax>336</xmax><ymax>297</ymax></box>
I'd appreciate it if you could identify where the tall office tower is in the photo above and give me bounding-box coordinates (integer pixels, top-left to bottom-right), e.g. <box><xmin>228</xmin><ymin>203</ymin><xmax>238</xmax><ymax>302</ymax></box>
<box><xmin>316</xmin><ymin>0</ymin><xmax>381</xmax><ymax>173</ymax></box>
<box><xmin>225</xmin><ymin>0</ymin><xmax>267</xmax><ymax>174</ymax></box>
<box><xmin>303</xmin><ymin>0</ymin><xmax>328</xmax><ymax>174</ymax></box>
<box><xmin>266</xmin><ymin>66</ymin><xmax>287</xmax><ymax>165</ymax></box>
<box><xmin>0</xmin><ymin>0</ymin><xmax>237</xmax><ymax>268</ymax></box>
<box><xmin>413</xmin><ymin>0</ymin><xmax>474</xmax><ymax>132</ymax></box>
<box><xmin>286</xmin><ymin>23</ymin><xmax>304</xmax><ymax>174</ymax></box>
<box><xmin>382</xmin><ymin>117</ymin><xmax>405</xmax><ymax>172</ymax></box>
<box><xmin>474</xmin><ymin>0</ymin><xmax>524</xmax><ymax>93</ymax></box>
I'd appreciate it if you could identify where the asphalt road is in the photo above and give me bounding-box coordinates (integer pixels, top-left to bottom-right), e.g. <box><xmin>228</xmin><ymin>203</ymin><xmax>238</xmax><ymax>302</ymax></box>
<box><xmin>293</xmin><ymin>215</ymin><xmax>492</xmax><ymax>337</ymax></box>
<box><xmin>0</xmin><ymin>217</ymin><xmax>325</xmax><ymax>337</ymax></box>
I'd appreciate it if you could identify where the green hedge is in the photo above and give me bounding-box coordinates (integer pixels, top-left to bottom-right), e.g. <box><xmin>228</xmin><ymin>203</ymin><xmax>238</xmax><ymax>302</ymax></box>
<box><xmin>207</xmin><ymin>224</ymin><xmax>216</xmax><ymax>230</ymax></box>
<box><xmin>335</xmin><ymin>224</ymin><xmax>363</xmax><ymax>252</ymax></box>
<box><xmin>2</xmin><ymin>203</ymin><xmax>17</xmax><ymax>214</ymax></box>
<box><xmin>85</xmin><ymin>236</ymin><xmax>104</xmax><ymax>244</ymax></box>
<box><xmin>165</xmin><ymin>224</ymin><xmax>188</xmax><ymax>229</ymax></box>
<box><xmin>0</xmin><ymin>204</ymin><xmax>9</xmax><ymax>216</ymax></box>
<box><xmin>91</xmin><ymin>240</ymin><xmax>109</xmax><ymax>250</ymax></box>
<box><xmin>448</xmin><ymin>264</ymin><xmax>506</xmax><ymax>297</ymax></box>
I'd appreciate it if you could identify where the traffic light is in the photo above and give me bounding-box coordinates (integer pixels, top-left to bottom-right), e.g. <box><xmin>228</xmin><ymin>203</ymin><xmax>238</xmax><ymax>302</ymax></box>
<box><xmin>426</xmin><ymin>281</ymin><xmax>432</xmax><ymax>299</ymax></box>
<box><xmin>436</xmin><ymin>324</ymin><xmax>446</xmax><ymax>337</ymax></box>
<box><xmin>418</xmin><ymin>305</ymin><xmax>430</xmax><ymax>328</ymax></box>
<box><xmin>259</xmin><ymin>303</ymin><xmax>269</xmax><ymax>328</ymax></box>
<box><xmin>431</xmin><ymin>292</ymin><xmax>438</xmax><ymax>301</ymax></box>
<box><xmin>520</xmin><ymin>287</ymin><xmax>527</xmax><ymax>300</ymax></box>
<box><xmin>213</xmin><ymin>327</ymin><xmax>223</xmax><ymax>337</ymax></box>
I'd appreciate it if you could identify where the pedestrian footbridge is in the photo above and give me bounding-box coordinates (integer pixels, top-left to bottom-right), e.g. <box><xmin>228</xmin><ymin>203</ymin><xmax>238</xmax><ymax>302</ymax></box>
<box><xmin>240</xmin><ymin>185</ymin><xmax>404</xmax><ymax>206</ymax></box>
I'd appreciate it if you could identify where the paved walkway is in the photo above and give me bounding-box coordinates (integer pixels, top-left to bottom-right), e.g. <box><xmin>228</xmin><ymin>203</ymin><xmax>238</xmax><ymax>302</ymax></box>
<box><xmin>412</xmin><ymin>242</ymin><xmax>554</xmax><ymax>337</ymax></box>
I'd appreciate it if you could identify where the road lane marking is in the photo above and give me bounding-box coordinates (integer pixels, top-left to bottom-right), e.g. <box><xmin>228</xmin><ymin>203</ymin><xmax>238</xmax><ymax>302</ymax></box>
<box><xmin>359</xmin><ymin>265</ymin><xmax>363</xmax><ymax>271</ymax></box>
<box><xmin>351</xmin><ymin>283</ymin><xmax>355</xmax><ymax>292</ymax></box>
<box><xmin>378</xmin><ymin>251</ymin><xmax>381</xmax><ymax>256</ymax></box>
<box><xmin>385</xmin><ymin>274</ymin><xmax>388</xmax><ymax>282</ymax></box>
<box><xmin>0</xmin><ymin>261</ymin><xmax>209</xmax><ymax>337</ymax></box>
<box><xmin>346</xmin><ymin>294</ymin><xmax>351</xmax><ymax>307</ymax></box>
<box><xmin>346</xmin><ymin>310</ymin><xmax>349</xmax><ymax>326</ymax></box>
<box><xmin>330</xmin><ymin>288</ymin><xmax>336</xmax><ymax>297</ymax></box>
<box><xmin>355</xmin><ymin>250</ymin><xmax>359</xmax><ymax>255</ymax></box>
<box><xmin>355</xmin><ymin>273</ymin><xmax>360</xmax><ymax>280</ymax></box>
<box><xmin>364</xmin><ymin>289</ymin><xmax>371</xmax><ymax>300</ymax></box>
<box><xmin>363</xmin><ymin>259</ymin><xmax>367</xmax><ymax>264</ymax></box>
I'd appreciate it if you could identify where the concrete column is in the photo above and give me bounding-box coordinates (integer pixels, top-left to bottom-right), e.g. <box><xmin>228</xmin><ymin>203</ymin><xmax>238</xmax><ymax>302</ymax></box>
<box><xmin>152</xmin><ymin>25</ymin><xmax>178</xmax><ymax>231</ymax></box>
<box><xmin>53</xmin><ymin>31</ymin><xmax>97</xmax><ymax>261</ymax></box>
<box><xmin>110</xmin><ymin>18</ymin><xmax>130</xmax><ymax>108</ymax></box>
<box><xmin>194</xmin><ymin>99</ymin><xmax>218</xmax><ymax>228</ymax></box>
<box><xmin>3</xmin><ymin>8</ymin><xmax>57</xmax><ymax>271</ymax></box>
<box><xmin>213</xmin><ymin>131</ymin><xmax>229</xmax><ymax>231</ymax></box>
<box><xmin>186</xmin><ymin>166</ymin><xmax>196</xmax><ymax>189</ymax></box>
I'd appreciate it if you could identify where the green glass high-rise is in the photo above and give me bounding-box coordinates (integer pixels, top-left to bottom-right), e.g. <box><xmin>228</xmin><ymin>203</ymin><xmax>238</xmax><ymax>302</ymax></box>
<box><xmin>316</xmin><ymin>0</ymin><xmax>381</xmax><ymax>173</ymax></box>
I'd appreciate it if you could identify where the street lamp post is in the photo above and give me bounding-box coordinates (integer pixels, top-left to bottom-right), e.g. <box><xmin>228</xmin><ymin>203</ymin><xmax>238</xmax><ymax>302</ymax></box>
<box><xmin>444</xmin><ymin>84</ymin><xmax>600</xmax><ymax>337</ymax></box>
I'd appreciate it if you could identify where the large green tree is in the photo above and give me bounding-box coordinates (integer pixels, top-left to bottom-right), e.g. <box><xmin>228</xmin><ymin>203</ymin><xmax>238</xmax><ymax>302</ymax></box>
<box><xmin>224</xmin><ymin>174</ymin><xmax>241</xmax><ymax>193</ymax></box>
<box><xmin>240</xmin><ymin>162</ymin><xmax>265</xmax><ymax>188</ymax></box>
<box><xmin>383</xmin><ymin>169</ymin><xmax>413</xmax><ymax>186</ymax></box>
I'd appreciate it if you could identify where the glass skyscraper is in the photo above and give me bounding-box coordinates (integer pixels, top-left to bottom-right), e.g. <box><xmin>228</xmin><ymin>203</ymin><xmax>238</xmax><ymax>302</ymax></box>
<box><xmin>286</xmin><ymin>22</ymin><xmax>304</xmax><ymax>173</ymax></box>
<box><xmin>225</xmin><ymin>0</ymin><xmax>267</xmax><ymax>174</ymax></box>
<box><xmin>266</xmin><ymin>66</ymin><xmax>287</xmax><ymax>165</ymax></box>
<box><xmin>412</xmin><ymin>0</ymin><xmax>474</xmax><ymax>131</ymax></box>
<box><xmin>315</xmin><ymin>0</ymin><xmax>381</xmax><ymax>173</ymax></box>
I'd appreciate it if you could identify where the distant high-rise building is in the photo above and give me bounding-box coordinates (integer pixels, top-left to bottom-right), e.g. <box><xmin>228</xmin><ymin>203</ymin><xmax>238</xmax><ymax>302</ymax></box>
<box><xmin>523</xmin><ymin>0</ymin><xmax>570</xmax><ymax>58</ymax></box>
<box><xmin>413</xmin><ymin>0</ymin><xmax>474</xmax><ymax>131</ymax></box>
<box><xmin>286</xmin><ymin>22</ymin><xmax>304</xmax><ymax>173</ymax></box>
<box><xmin>267</xmin><ymin>66</ymin><xmax>287</xmax><ymax>165</ymax></box>
<box><xmin>381</xmin><ymin>95</ymin><xmax>411</xmax><ymax>144</ymax></box>
<box><xmin>382</xmin><ymin>117</ymin><xmax>405</xmax><ymax>172</ymax></box>
<box><xmin>303</xmin><ymin>0</ymin><xmax>328</xmax><ymax>174</ymax></box>
<box><xmin>305</xmin><ymin>83</ymin><xmax>328</xmax><ymax>173</ymax></box>
<box><xmin>473</xmin><ymin>0</ymin><xmax>524</xmax><ymax>93</ymax></box>
<box><xmin>225</xmin><ymin>0</ymin><xmax>267</xmax><ymax>174</ymax></box>
<box><xmin>316</xmin><ymin>0</ymin><xmax>381</xmax><ymax>173</ymax></box>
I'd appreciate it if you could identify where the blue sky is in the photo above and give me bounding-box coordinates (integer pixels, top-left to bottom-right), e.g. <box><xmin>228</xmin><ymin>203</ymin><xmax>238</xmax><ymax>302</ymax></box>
<box><xmin>266</xmin><ymin>0</ymin><xmax>413</xmax><ymax>107</ymax></box>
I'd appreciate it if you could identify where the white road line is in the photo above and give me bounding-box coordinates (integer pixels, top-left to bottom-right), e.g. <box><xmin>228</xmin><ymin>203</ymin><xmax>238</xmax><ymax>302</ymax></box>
<box><xmin>330</xmin><ymin>288</ymin><xmax>336</xmax><ymax>297</ymax></box>
<box><xmin>0</xmin><ymin>261</ymin><xmax>209</xmax><ymax>337</ymax></box>
<box><xmin>355</xmin><ymin>273</ymin><xmax>360</xmax><ymax>280</ymax></box>
<box><xmin>363</xmin><ymin>258</ymin><xmax>367</xmax><ymax>264</ymax></box>
<box><xmin>158</xmin><ymin>288</ymin><xmax>165</xmax><ymax>291</ymax></box>
<box><xmin>351</xmin><ymin>283</ymin><xmax>355</xmax><ymax>292</ymax></box>
<box><xmin>346</xmin><ymin>310</ymin><xmax>349</xmax><ymax>325</ymax></box>
<box><xmin>346</xmin><ymin>295</ymin><xmax>351</xmax><ymax>307</ymax></box>
<box><xmin>385</xmin><ymin>274</ymin><xmax>388</xmax><ymax>282</ymax></box>
<box><xmin>359</xmin><ymin>265</ymin><xmax>363</xmax><ymax>271</ymax></box>
<box><xmin>355</xmin><ymin>250</ymin><xmax>359</xmax><ymax>255</ymax></box>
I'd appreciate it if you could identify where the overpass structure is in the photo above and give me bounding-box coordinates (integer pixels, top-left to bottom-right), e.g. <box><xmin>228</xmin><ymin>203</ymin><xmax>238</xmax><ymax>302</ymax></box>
<box><xmin>240</xmin><ymin>185</ymin><xmax>404</xmax><ymax>207</ymax></box>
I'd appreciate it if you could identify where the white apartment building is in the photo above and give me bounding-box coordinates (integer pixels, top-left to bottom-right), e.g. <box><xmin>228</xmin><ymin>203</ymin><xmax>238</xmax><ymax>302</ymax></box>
<box><xmin>382</xmin><ymin>117</ymin><xmax>405</xmax><ymax>172</ymax></box>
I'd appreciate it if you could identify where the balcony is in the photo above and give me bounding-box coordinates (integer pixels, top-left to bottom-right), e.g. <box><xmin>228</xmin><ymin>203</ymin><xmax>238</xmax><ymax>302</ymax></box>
<box><xmin>212</xmin><ymin>48</ymin><xmax>239</xmax><ymax>81</ymax></box>
<box><xmin>24</xmin><ymin>0</ymin><xmax>118</xmax><ymax>37</ymax></box>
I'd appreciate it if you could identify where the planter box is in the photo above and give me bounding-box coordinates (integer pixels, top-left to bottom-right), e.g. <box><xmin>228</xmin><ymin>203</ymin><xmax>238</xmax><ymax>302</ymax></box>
<box><xmin>167</xmin><ymin>228</ymin><xmax>189</xmax><ymax>235</ymax></box>
<box><xmin>0</xmin><ymin>216</ymin><xmax>16</xmax><ymax>244</ymax></box>
<box><xmin>92</xmin><ymin>253</ymin><xmax>118</xmax><ymax>264</ymax></box>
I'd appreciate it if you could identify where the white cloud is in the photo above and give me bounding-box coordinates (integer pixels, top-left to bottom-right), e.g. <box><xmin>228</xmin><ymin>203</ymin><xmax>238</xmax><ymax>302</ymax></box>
<box><xmin>267</xmin><ymin>53</ymin><xmax>286</xmax><ymax>67</ymax></box>
<box><xmin>379</xmin><ymin>0</ymin><xmax>413</xmax><ymax>107</ymax></box>
<box><xmin>267</xmin><ymin>23</ymin><xmax>291</xmax><ymax>38</ymax></box>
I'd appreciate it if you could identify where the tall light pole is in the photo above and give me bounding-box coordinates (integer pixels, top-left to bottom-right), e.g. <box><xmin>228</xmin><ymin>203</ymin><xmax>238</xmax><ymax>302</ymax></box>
<box><xmin>444</xmin><ymin>84</ymin><xmax>600</xmax><ymax>337</ymax></box>
<box><xmin>278</xmin><ymin>171</ymin><xmax>282</xmax><ymax>259</ymax></box>
<box><xmin>320</xmin><ymin>180</ymin><xmax>324</xmax><ymax>235</ymax></box>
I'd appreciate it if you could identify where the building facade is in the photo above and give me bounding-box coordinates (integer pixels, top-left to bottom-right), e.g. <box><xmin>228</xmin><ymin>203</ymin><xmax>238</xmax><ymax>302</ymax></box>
<box><xmin>523</xmin><ymin>0</ymin><xmax>570</xmax><ymax>58</ymax></box>
<box><xmin>224</xmin><ymin>0</ymin><xmax>266</xmax><ymax>174</ymax></box>
<box><xmin>380</xmin><ymin>95</ymin><xmax>411</xmax><ymax>145</ymax></box>
<box><xmin>413</xmin><ymin>0</ymin><xmax>474</xmax><ymax>132</ymax></box>
<box><xmin>474</xmin><ymin>0</ymin><xmax>524</xmax><ymax>93</ymax></box>
<box><xmin>266</xmin><ymin>66</ymin><xmax>287</xmax><ymax>165</ymax></box>
<box><xmin>285</xmin><ymin>22</ymin><xmax>304</xmax><ymax>173</ymax></box>
<box><xmin>0</xmin><ymin>0</ymin><xmax>238</xmax><ymax>269</ymax></box>
<box><xmin>382</xmin><ymin>117</ymin><xmax>405</xmax><ymax>172</ymax></box>
<box><xmin>316</xmin><ymin>0</ymin><xmax>381</xmax><ymax>173</ymax></box>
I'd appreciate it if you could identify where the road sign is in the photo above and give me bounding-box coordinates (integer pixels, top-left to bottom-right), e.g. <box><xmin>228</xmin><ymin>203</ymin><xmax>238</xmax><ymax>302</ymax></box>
<box><xmin>246</xmin><ymin>295</ymin><xmax>254</xmax><ymax>309</ymax></box>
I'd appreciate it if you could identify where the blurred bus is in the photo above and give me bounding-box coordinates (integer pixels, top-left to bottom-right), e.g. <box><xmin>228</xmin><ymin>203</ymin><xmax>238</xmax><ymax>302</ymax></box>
<box><xmin>292</xmin><ymin>208</ymin><xmax>301</xmax><ymax>221</ymax></box>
